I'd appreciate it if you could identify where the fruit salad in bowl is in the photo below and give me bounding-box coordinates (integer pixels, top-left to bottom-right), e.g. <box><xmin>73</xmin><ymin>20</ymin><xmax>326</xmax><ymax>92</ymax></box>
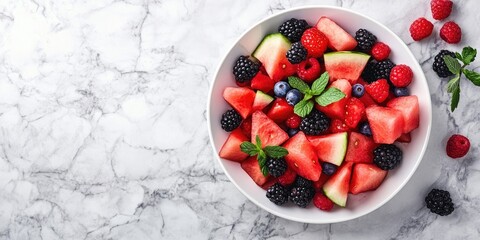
<box><xmin>207</xmin><ymin>6</ymin><xmax>432</xmax><ymax>223</ymax></box>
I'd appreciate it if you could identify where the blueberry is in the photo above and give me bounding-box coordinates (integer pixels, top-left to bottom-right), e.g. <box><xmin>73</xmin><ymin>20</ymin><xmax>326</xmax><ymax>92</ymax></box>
<box><xmin>321</xmin><ymin>162</ymin><xmax>337</xmax><ymax>176</ymax></box>
<box><xmin>274</xmin><ymin>81</ymin><xmax>291</xmax><ymax>98</ymax></box>
<box><xmin>287</xmin><ymin>128</ymin><xmax>299</xmax><ymax>137</ymax></box>
<box><xmin>352</xmin><ymin>83</ymin><xmax>365</xmax><ymax>98</ymax></box>
<box><xmin>393</xmin><ymin>87</ymin><xmax>410</xmax><ymax>97</ymax></box>
<box><xmin>286</xmin><ymin>89</ymin><xmax>303</xmax><ymax>106</ymax></box>
<box><xmin>359</xmin><ymin>122</ymin><xmax>372</xmax><ymax>136</ymax></box>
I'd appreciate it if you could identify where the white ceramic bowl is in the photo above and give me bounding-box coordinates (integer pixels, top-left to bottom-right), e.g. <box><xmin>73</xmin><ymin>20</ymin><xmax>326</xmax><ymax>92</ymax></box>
<box><xmin>207</xmin><ymin>6</ymin><xmax>432</xmax><ymax>224</ymax></box>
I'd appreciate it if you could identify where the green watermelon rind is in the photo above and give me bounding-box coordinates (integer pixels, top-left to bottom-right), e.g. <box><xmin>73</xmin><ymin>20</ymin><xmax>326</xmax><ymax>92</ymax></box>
<box><xmin>252</xmin><ymin>33</ymin><xmax>291</xmax><ymax>58</ymax></box>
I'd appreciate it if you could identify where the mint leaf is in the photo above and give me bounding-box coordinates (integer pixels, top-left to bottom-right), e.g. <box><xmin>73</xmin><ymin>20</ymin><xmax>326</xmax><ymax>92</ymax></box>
<box><xmin>451</xmin><ymin>85</ymin><xmax>460</xmax><ymax>112</ymax></box>
<box><xmin>304</xmin><ymin>93</ymin><xmax>313</xmax><ymax>101</ymax></box>
<box><xmin>444</xmin><ymin>55</ymin><xmax>461</xmax><ymax>75</ymax></box>
<box><xmin>461</xmin><ymin>46</ymin><xmax>477</xmax><ymax>65</ymax></box>
<box><xmin>447</xmin><ymin>75</ymin><xmax>460</xmax><ymax>93</ymax></box>
<box><xmin>288</xmin><ymin>76</ymin><xmax>310</xmax><ymax>94</ymax></box>
<box><xmin>310</xmin><ymin>72</ymin><xmax>329</xmax><ymax>95</ymax></box>
<box><xmin>255</xmin><ymin>135</ymin><xmax>262</xmax><ymax>149</ymax></box>
<box><xmin>240</xmin><ymin>142</ymin><xmax>259</xmax><ymax>156</ymax></box>
<box><xmin>257</xmin><ymin>151</ymin><xmax>268</xmax><ymax>176</ymax></box>
<box><xmin>455</xmin><ymin>52</ymin><xmax>464</xmax><ymax>63</ymax></box>
<box><xmin>463</xmin><ymin>69</ymin><xmax>480</xmax><ymax>86</ymax></box>
<box><xmin>264</xmin><ymin>146</ymin><xmax>288</xmax><ymax>158</ymax></box>
<box><xmin>315</xmin><ymin>87</ymin><xmax>346</xmax><ymax>106</ymax></box>
<box><xmin>294</xmin><ymin>99</ymin><xmax>314</xmax><ymax>117</ymax></box>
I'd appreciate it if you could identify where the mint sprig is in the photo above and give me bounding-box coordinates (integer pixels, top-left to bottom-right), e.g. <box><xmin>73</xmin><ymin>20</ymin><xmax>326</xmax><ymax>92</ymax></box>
<box><xmin>240</xmin><ymin>135</ymin><xmax>288</xmax><ymax>176</ymax></box>
<box><xmin>444</xmin><ymin>46</ymin><xmax>479</xmax><ymax>111</ymax></box>
<box><xmin>288</xmin><ymin>72</ymin><xmax>346</xmax><ymax>117</ymax></box>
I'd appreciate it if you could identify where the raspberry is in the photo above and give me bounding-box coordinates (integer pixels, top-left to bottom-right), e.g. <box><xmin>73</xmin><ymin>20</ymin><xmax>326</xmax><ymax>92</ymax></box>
<box><xmin>301</xmin><ymin>28</ymin><xmax>329</xmax><ymax>58</ymax></box>
<box><xmin>329</xmin><ymin>119</ymin><xmax>350</xmax><ymax>133</ymax></box>
<box><xmin>446</xmin><ymin>134</ymin><xmax>470</xmax><ymax>158</ymax></box>
<box><xmin>371</xmin><ymin>42</ymin><xmax>391</xmax><ymax>61</ymax></box>
<box><xmin>390</xmin><ymin>64</ymin><xmax>413</xmax><ymax>87</ymax></box>
<box><xmin>440</xmin><ymin>21</ymin><xmax>462</xmax><ymax>44</ymax></box>
<box><xmin>365</xmin><ymin>79</ymin><xmax>390</xmax><ymax>103</ymax></box>
<box><xmin>409</xmin><ymin>17</ymin><xmax>434</xmax><ymax>41</ymax></box>
<box><xmin>297</xmin><ymin>58</ymin><xmax>321</xmax><ymax>83</ymax></box>
<box><xmin>344</xmin><ymin>98</ymin><xmax>366</xmax><ymax>129</ymax></box>
<box><xmin>313</xmin><ymin>193</ymin><xmax>334</xmax><ymax>211</ymax></box>
<box><xmin>286</xmin><ymin>115</ymin><xmax>302</xmax><ymax>129</ymax></box>
<box><xmin>431</xmin><ymin>0</ymin><xmax>453</xmax><ymax>20</ymax></box>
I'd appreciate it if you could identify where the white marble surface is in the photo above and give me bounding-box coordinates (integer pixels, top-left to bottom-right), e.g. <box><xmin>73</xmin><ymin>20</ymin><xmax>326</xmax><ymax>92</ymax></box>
<box><xmin>0</xmin><ymin>0</ymin><xmax>479</xmax><ymax>239</ymax></box>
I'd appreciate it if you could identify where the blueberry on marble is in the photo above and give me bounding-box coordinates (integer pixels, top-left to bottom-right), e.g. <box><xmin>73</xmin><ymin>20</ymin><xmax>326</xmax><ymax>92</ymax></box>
<box><xmin>321</xmin><ymin>162</ymin><xmax>337</xmax><ymax>176</ymax></box>
<box><xmin>393</xmin><ymin>87</ymin><xmax>410</xmax><ymax>97</ymax></box>
<box><xmin>359</xmin><ymin>122</ymin><xmax>372</xmax><ymax>136</ymax></box>
<box><xmin>274</xmin><ymin>81</ymin><xmax>291</xmax><ymax>98</ymax></box>
<box><xmin>285</xmin><ymin>89</ymin><xmax>303</xmax><ymax>106</ymax></box>
<box><xmin>352</xmin><ymin>83</ymin><xmax>365</xmax><ymax>98</ymax></box>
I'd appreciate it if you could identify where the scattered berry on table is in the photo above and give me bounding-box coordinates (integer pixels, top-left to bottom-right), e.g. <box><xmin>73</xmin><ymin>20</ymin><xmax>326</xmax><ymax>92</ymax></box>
<box><xmin>274</xmin><ymin>81</ymin><xmax>291</xmax><ymax>98</ymax></box>
<box><xmin>287</xmin><ymin>128</ymin><xmax>299</xmax><ymax>137</ymax></box>
<box><xmin>313</xmin><ymin>192</ymin><xmax>334</xmax><ymax>211</ymax></box>
<box><xmin>297</xmin><ymin>58</ymin><xmax>322</xmax><ymax>83</ymax></box>
<box><xmin>433</xmin><ymin>50</ymin><xmax>456</xmax><ymax>78</ymax></box>
<box><xmin>278</xmin><ymin>18</ymin><xmax>310</xmax><ymax>42</ymax></box>
<box><xmin>301</xmin><ymin>28</ymin><xmax>329</xmax><ymax>58</ymax></box>
<box><xmin>286</xmin><ymin>89</ymin><xmax>303</xmax><ymax>106</ymax></box>
<box><xmin>446</xmin><ymin>134</ymin><xmax>470</xmax><ymax>158</ymax></box>
<box><xmin>300</xmin><ymin>109</ymin><xmax>331</xmax><ymax>135</ymax></box>
<box><xmin>344</xmin><ymin>98</ymin><xmax>366</xmax><ymax>129</ymax></box>
<box><xmin>286</xmin><ymin>115</ymin><xmax>302</xmax><ymax>129</ymax></box>
<box><xmin>431</xmin><ymin>0</ymin><xmax>453</xmax><ymax>20</ymax></box>
<box><xmin>373</xmin><ymin>144</ymin><xmax>403</xmax><ymax>170</ymax></box>
<box><xmin>373</xmin><ymin>59</ymin><xmax>396</xmax><ymax>81</ymax></box>
<box><xmin>233</xmin><ymin>56</ymin><xmax>260</xmax><ymax>83</ymax></box>
<box><xmin>440</xmin><ymin>21</ymin><xmax>462</xmax><ymax>44</ymax></box>
<box><xmin>390</xmin><ymin>64</ymin><xmax>413</xmax><ymax>87</ymax></box>
<box><xmin>366</xmin><ymin>79</ymin><xmax>390</xmax><ymax>103</ymax></box>
<box><xmin>352</xmin><ymin>83</ymin><xmax>365</xmax><ymax>98</ymax></box>
<box><xmin>286</xmin><ymin>42</ymin><xmax>308</xmax><ymax>64</ymax></box>
<box><xmin>425</xmin><ymin>189</ymin><xmax>454</xmax><ymax>216</ymax></box>
<box><xmin>409</xmin><ymin>17</ymin><xmax>434</xmax><ymax>41</ymax></box>
<box><xmin>393</xmin><ymin>87</ymin><xmax>410</xmax><ymax>97</ymax></box>
<box><xmin>358</xmin><ymin>122</ymin><xmax>372</xmax><ymax>136</ymax></box>
<box><xmin>267</xmin><ymin>157</ymin><xmax>287</xmax><ymax>177</ymax></box>
<box><xmin>362</xmin><ymin>59</ymin><xmax>378</xmax><ymax>83</ymax></box>
<box><xmin>355</xmin><ymin>29</ymin><xmax>377</xmax><ymax>53</ymax></box>
<box><xmin>329</xmin><ymin>119</ymin><xmax>350</xmax><ymax>133</ymax></box>
<box><xmin>220</xmin><ymin>109</ymin><xmax>242</xmax><ymax>132</ymax></box>
<box><xmin>321</xmin><ymin>162</ymin><xmax>338</xmax><ymax>176</ymax></box>
<box><xmin>289</xmin><ymin>186</ymin><xmax>315</xmax><ymax>208</ymax></box>
<box><xmin>371</xmin><ymin>42</ymin><xmax>391</xmax><ymax>61</ymax></box>
<box><xmin>266</xmin><ymin>183</ymin><xmax>289</xmax><ymax>205</ymax></box>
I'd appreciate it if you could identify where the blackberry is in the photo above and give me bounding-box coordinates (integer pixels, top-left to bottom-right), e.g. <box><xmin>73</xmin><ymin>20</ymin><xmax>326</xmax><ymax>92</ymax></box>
<box><xmin>433</xmin><ymin>50</ymin><xmax>455</xmax><ymax>78</ymax></box>
<box><xmin>220</xmin><ymin>109</ymin><xmax>242</xmax><ymax>132</ymax></box>
<box><xmin>373</xmin><ymin>144</ymin><xmax>402</xmax><ymax>170</ymax></box>
<box><xmin>373</xmin><ymin>59</ymin><xmax>396</xmax><ymax>81</ymax></box>
<box><xmin>233</xmin><ymin>55</ymin><xmax>260</xmax><ymax>83</ymax></box>
<box><xmin>355</xmin><ymin>29</ymin><xmax>377</xmax><ymax>53</ymax></box>
<box><xmin>425</xmin><ymin>189</ymin><xmax>454</xmax><ymax>216</ymax></box>
<box><xmin>289</xmin><ymin>186</ymin><xmax>314</xmax><ymax>208</ymax></box>
<box><xmin>286</xmin><ymin>42</ymin><xmax>308</xmax><ymax>64</ymax></box>
<box><xmin>266</xmin><ymin>183</ymin><xmax>289</xmax><ymax>205</ymax></box>
<box><xmin>299</xmin><ymin>110</ymin><xmax>330</xmax><ymax>135</ymax></box>
<box><xmin>361</xmin><ymin>59</ymin><xmax>378</xmax><ymax>83</ymax></box>
<box><xmin>278</xmin><ymin>18</ymin><xmax>310</xmax><ymax>42</ymax></box>
<box><xmin>266</xmin><ymin>157</ymin><xmax>287</xmax><ymax>177</ymax></box>
<box><xmin>294</xmin><ymin>176</ymin><xmax>313</xmax><ymax>188</ymax></box>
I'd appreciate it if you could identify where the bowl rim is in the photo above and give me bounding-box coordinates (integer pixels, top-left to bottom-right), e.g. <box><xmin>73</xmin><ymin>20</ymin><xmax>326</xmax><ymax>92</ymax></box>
<box><xmin>207</xmin><ymin>5</ymin><xmax>432</xmax><ymax>224</ymax></box>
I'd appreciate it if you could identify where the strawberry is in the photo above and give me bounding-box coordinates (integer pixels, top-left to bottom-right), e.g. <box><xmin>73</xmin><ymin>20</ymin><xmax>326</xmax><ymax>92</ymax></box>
<box><xmin>371</xmin><ymin>42</ymin><xmax>391</xmax><ymax>61</ymax></box>
<box><xmin>297</xmin><ymin>58</ymin><xmax>322</xmax><ymax>83</ymax></box>
<box><xmin>329</xmin><ymin>119</ymin><xmax>350</xmax><ymax>133</ymax></box>
<box><xmin>409</xmin><ymin>17</ymin><xmax>434</xmax><ymax>41</ymax></box>
<box><xmin>344</xmin><ymin>98</ymin><xmax>366</xmax><ymax>128</ymax></box>
<box><xmin>286</xmin><ymin>115</ymin><xmax>302</xmax><ymax>129</ymax></box>
<box><xmin>390</xmin><ymin>64</ymin><xmax>413</xmax><ymax>87</ymax></box>
<box><xmin>313</xmin><ymin>192</ymin><xmax>334</xmax><ymax>211</ymax></box>
<box><xmin>440</xmin><ymin>21</ymin><xmax>462</xmax><ymax>44</ymax></box>
<box><xmin>446</xmin><ymin>134</ymin><xmax>470</xmax><ymax>158</ymax></box>
<box><xmin>365</xmin><ymin>79</ymin><xmax>389</xmax><ymax>103</ymax></box>
<box><xmin>431</xmin><ymin>0</ymin><xmax>453</xmax><ymax>20</ymax></box>
<box><xmin>301</xmin><ymin>28</ymin><xmax>329</xmax><ymax>58</ymax></box>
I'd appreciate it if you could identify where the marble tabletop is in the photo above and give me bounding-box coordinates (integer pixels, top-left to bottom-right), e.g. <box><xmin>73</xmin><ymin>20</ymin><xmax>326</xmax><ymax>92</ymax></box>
<box><xmin>0</xmin><ymin>0</ymin><xmax>479</xmax><ymax>239</ymax></box>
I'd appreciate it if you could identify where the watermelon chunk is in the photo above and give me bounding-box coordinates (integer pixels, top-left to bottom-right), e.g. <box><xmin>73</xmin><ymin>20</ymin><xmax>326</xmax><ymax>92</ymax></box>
<box><xmin>349</xmin><ymin>163</ymin><xmax>388</xmax><ymax>194</ymax></box>
<box><xmin>240</xmin><ymin>116</ymin><xmax>252</xmax><ymax>138</ymax></box>
<box><xmin>241</xmin><ymin>156</ymin><xmax>270</xmax><ymax>186</ymax></box>
<box><xmin>223</xmin><ymin>87</ymin><xmax>256</xmax><ymax>119</ymax></box>
<box><xmin>316</xmin><ymin>17</ymin><xmax>357</xmax><ymax>51</ymax></box>
<box><xmin>324</xmin><ymin>51</ymin><xmax>370</xmax><ymax>84</ymax></box>
<box><xmin>322</xmin><ymin>162</ymin><xmax>353</xmax><ymax>207</ymax></box>
<box><xmin>267</xmin><ymin>98</ymin><xmax>294</xmax><ymax>123</ymax></box>
<box><xmin>307</xmin><ymin>132</ymin><xmax>348</xmax><ymax>166</ymax></box>
<box><xmin>251</xmin><ymin>110</ymin><xmax>289</xmax><ymax>148</ymax></box>
<box><xmin>253</xmin><ymin>33</ymin><xmax>296</xmax><ymax>82</ymax></box>
<box><xmin>283</xmin><ymin>131</ymin><xmax>322</xmax><ymax>181</ymax></box>
<box><xmin>386</xmin><ymin>96</ymin><xmax>419</xmax><ymax>133</ymax></box>
<box><xmin>345</xmin><ymin>132</ymin><xmax>377</xmax><ymax>163</ymax></box>
<box><xmin>219</xmin><ymin>129</ymin><xmax>249</xmax><ymax>162</ymax></box>
<box><xmin>316</xmin><ymin>79</ymin><xmax>351</xmax><ymax>119</ymax></box>
<box><xmin>397</xmin><ymin>132</ymin><xmax>412</xmax><ymax>143</ymax></box>
<box><xmin>313</xmin><ymin>172</ymin><xmax>331</xmax><ymax>191</ymax></box>
<box><xmin>366</xmin><ymin>106</ymin><xmax>405</xmax><ymax>144</ymax></box>
<box><xmin>251</xmin><ymin>71</ymin><xmax>275</xmax><ymax>93</ymax></box>
<box><xmin>252</xmin><ymin>90</ymin><xmax>274</xmax><ymax>111</ymax></box>
<box><xmin>277</xmin><ymin>166</ymin><xmax>297</xmax><ymax>186</ymax></box>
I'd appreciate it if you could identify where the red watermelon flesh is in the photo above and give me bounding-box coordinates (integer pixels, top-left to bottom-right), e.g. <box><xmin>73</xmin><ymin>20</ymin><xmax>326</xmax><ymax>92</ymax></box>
<box><xmin>240</xmin><ymin>116</ymin><xmax>252</xmax><ymax>138</ymax></box>
<box><xmin>241</xmin><ymin>156</ymin><xmax>271</xmax><ymax>186</ymax></box>
<box><xmin>322</xmin><ymin>162</ymin><xmax>353</xmax><ymax>207</ymax></box>
<box><xmin>313</xmin><ymin>173</ymin><xmax>330</xmax><ymax>191</ymax></box>
<box><xmin>315</xmin><ymin>17</ymin><xmax>357</xmax><ymax>51</ymax></box>
<box><xmin>223</xmin><ymin>87</ymin><xmax>256</xmax><ymax>119</ymax></box>
<box><xmin>267</xmin><ymin>98</ymin><xmax>294</xmax><ymax>123</ymax></box>
<box><xmin>283</xmin><ymin>131</ymin><xmax>322</xmax><ymax>181</ymax></box>
<box><xmin>316</xmin><ymin>79</ymin><xmax>351</xmax><ymax>119</ymax></box>
<box><xmin>397</xmin><ymin>132</ymin><xmax>412</xmax><ymax>143</ymax></box>
<box><xmin>366</xmin><ymin>106</ymin><xmax>405</xmax><ymax>144</ymax></box>
<box><xmin>277</xmin><ymin>166</ymin><xmax>297</xmax><ymax>186</ymax></box>
<box><xmin>324</xmin><ymin>51</ymin><xmax>370</xmax><ymax>84</ymax></box>
<box><xmin>251</xmin><ymin>72</ymin><xmax>275</xmax><ymax>93</ymax></box>
<box><xmin>386</xmin><ymin>96</ymin><xmax>419</xmax><ymax>133</ymax></box>
<box><xmin>307</xmin><ymin>132</ymin><xmax>348</xmax><ymax>166</ymax></box>
<box><xmin>219</xmin><ymin>129</ymin><xmax>249</xmax><ymax>162</ymax></box>
<box><xmin>251</xmin><ymin>110</ymin><xmax>289</xmax><ymax>148</ymax></box>
<box><xmin>345</xmin><ymin>132</ymin><xmax>377</xmax><ymax>163</ymax></box>
<box><xmin>253</xmin><ymin>33</ymin><xmax>296</xmax><ymax>82</ymax></box>
<box><xmin>349</xmin><ymin>163</ymin><xmax>387</xmax><ymax>194</ymax></box>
